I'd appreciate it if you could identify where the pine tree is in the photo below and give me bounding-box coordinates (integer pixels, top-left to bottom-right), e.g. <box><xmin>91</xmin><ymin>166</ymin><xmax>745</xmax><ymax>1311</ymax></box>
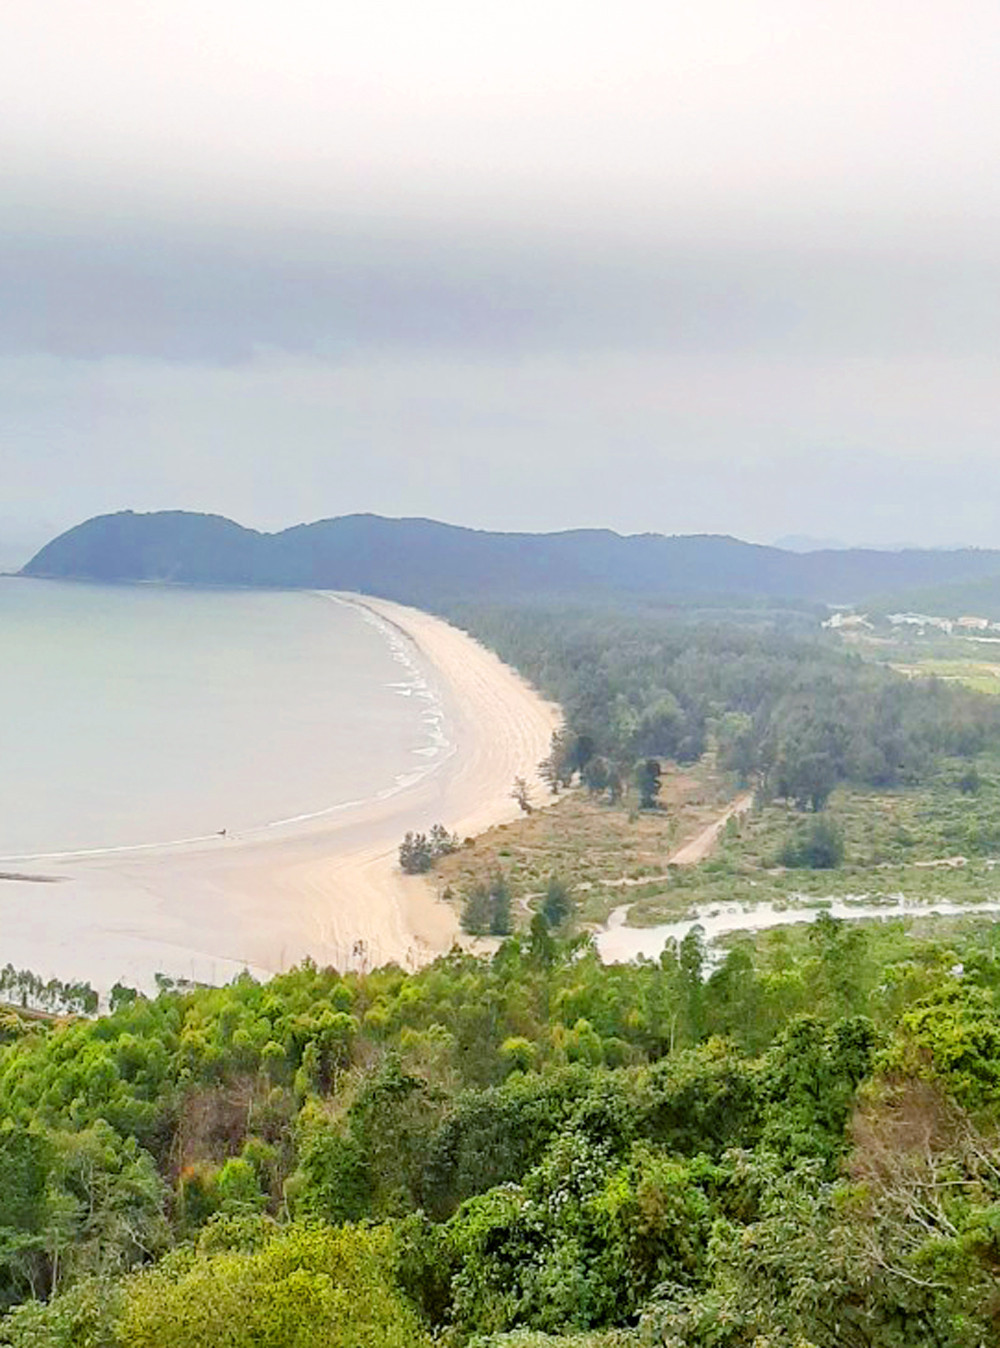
<box><xmin>460</xmin><ymin>884</ymin><xmax>492</xmax><ymax>936</ymax></box>
<box><xmin>488</xmin><ymin>874</ymin><xmax>512</xmax><ymax>936</ymax></box>
<box><xmin>541</xmin><ymin>876</ymin><xmax>573</xmax><ymax>929</ymax></box>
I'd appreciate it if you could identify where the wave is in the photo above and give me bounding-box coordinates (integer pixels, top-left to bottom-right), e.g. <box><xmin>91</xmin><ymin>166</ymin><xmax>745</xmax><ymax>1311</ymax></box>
<box><xmin>0</xmin><ymin>591</ymin><xmax>456</xmax><ymax>865</ymax></box>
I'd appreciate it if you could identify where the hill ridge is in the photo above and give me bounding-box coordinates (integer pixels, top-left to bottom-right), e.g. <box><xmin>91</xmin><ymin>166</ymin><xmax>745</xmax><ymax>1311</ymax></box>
<box><xmin>22</xmin><ymin>509</ymin><xmax>1000</xmax><ymax>610</ymax></box>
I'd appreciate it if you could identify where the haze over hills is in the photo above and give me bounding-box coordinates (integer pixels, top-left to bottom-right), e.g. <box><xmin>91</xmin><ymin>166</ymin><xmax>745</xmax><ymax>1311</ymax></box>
<box><xmin>21</xmin><ymin>510</ymin><xmax>1000</xmax><ymax>612</ymax></box>
<box><xmin>771</xmin><ymin>535</ymin><xmax>849</xmax><ymax>553</ymax></box>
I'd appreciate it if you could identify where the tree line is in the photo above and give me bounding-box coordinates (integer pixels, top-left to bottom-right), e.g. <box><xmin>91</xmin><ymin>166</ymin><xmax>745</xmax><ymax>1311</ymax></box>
<box><xmin>1</xmin><ymin>910</ymin><xmax>1000</xmax><ymax>1342</ymax></box>
<box><xmin>451</xmin><ymin>603</ymin><xmax>1000</xmax><ymax>810</ymax></box>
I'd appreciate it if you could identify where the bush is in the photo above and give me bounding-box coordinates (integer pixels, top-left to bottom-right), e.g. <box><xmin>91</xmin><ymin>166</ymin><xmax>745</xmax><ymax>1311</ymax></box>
<box><xmin>117</xmin><ymin>1223</ymin><xmax>432</xmax><ymax>1348</ymax></box>
<box><xmin>461</xmin><ymin>874</ymin><xmax>512</xmax><ymax>936</ymax></box>
<box><xmin>779</xmin><ymin>816</ymin><xmax>845</xmax><ymax>869</ymax></box>
<box><xmin>398</xmin><ymin>825</ymin><xmax>458</xmax><ymax>874</ymax></box>
<box><xmin>0</xmin><ymin>1277</ymin><xmax>122</xmax><ymax>1348</ymax></box>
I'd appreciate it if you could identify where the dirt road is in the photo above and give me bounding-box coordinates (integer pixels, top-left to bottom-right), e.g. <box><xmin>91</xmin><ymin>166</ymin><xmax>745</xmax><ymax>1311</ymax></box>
<box><xmin>667</xmin><ymin>791</ymin><xmax>754</xmax><ymax>866</ymax></box>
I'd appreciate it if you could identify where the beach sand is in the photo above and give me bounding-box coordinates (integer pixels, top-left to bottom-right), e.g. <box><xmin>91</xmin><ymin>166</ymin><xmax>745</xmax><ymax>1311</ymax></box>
<box><xmin>0</xmin><ymin>595</ymin><xmax>560</xmax><ymax>992</ymax></box>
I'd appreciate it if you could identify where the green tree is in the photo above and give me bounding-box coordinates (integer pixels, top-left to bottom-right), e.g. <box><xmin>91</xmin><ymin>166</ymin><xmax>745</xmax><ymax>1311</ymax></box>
<box><xmin>461</xmin><ymin>884</ymin><xmax>493</xmax><ymax>936</ymax></box>
<box><xmin>633</xmin><ymin>759</ymin><xmax>662</xmax><ymax>810</ymax></box>
<box><xmin>489</xmin><ymin>875</ymin><xmax>512</xmax><ymax>937</ymax></box>
<box><xmin>541</xmin><ymin>877</ymin><xmax>573</xmax><ymax>930</ymax></box>
<box><xmin>398</xmin><ymin>832</ymin><xmax>433</xmax><ymax>874</ymax></box>
<box><xmin>632</xmin><ymin>694</ymin><xmax>685</xmax><ymax>758</ymax></box>
<box><xmin>117</xmin><ymin>1223</ymin><xmax>432</xmax><ymax>1348</ymax></box>
<box><xmin>678</xmin><ymin>927</ymin><xmax>706</xmax><ymax>1043</ymax></box>
<box><xmin>780</xmin><ymin>815</ymin><xmax>845</xmax><ymax>868</ymax></box>
<box><xmin>0</xmin><ymin>1125</ymin><xmax>51</xmax><ymax>1307</ymax></box>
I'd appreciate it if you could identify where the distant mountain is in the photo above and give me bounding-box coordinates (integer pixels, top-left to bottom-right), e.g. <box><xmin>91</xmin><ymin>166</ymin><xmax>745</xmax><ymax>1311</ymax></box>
<box><xmin>22</xmin><ymin>510</ymin><xmax>1000</xmax><ymax>610</ymax></box>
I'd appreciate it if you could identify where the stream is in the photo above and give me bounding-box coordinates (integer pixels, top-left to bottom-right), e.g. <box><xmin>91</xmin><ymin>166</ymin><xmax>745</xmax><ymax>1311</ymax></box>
<box><xmin>596</xmin><ymin>894</ymin><xmax>1000</xmax><ymax>963</ymax></box>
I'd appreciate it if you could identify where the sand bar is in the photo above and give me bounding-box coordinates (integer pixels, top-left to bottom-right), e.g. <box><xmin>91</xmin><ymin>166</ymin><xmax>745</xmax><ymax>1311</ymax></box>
<box><xmin>0</xmin><ymin>595</ymin><xmax>561</xmax><ymax>992</ymax></box>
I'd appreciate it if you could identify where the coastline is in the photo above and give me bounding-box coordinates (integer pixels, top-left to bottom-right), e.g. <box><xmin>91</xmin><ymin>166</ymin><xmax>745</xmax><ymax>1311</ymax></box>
<box><xmin>0</xmin><ymin>594</ymin><xmax>561</xmax><ymax>991</ymax></box>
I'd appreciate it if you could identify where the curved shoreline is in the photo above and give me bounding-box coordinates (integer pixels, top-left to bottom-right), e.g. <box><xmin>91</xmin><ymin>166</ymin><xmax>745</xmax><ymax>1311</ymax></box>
<box><xmin>0</xmin><ymin>595</ymin><xmax>561</xmax><ymax>991</ymax></box>
<box><xmin>0</xmin><ymin>589</ymin><xmax>457</xmax><ymax>867</ymax></box>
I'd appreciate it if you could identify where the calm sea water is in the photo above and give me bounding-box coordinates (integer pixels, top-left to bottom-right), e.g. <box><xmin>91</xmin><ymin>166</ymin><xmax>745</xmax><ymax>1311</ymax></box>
<box><xmin>0</xmin><ymin>579</ymin><xmax>448</xmax><ymax>857</ymax></box>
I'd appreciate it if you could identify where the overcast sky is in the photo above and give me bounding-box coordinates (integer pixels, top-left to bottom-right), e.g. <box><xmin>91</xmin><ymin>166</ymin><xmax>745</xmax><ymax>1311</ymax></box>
<box><xmin>3</xmin><ymin>0</ymin><xmax>1000</xmax><ymax>557</ymax></box>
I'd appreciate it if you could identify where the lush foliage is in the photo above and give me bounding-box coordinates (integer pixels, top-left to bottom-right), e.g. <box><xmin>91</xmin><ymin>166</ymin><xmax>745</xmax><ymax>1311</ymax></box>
<box><xmin>4</xmin><ymin>909</ymin><xmax>1000</xmax><ymax>1342</ymax></box>
<box><xmin>452</xmin><ymin>605</ymin><xmax>1000</xmax><ymax>810</ymax></box>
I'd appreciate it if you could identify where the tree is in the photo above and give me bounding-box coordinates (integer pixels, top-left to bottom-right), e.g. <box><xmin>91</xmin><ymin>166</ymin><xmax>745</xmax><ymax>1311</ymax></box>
<box><xmin>780</xmin><ymin>816</ymin><xmax>845</xmax><ymax>869</ymax></box>
<box><xmin>45</xmin><ymin>1122</ymin><xmax>169</xmax><ymax>1291</ymax></box>
<box><xmin>428</xmin><ymin>824</ymin><xmax>458</xmax><ymax>857</ymax></box>
<box><xmin>581</xmin><ymin>756</ymin><xmax>611</xmax><ymax>797</ymax></box>
<box><xmin>776</xmin><ymin>747</ymin><xmax>840</xmax><ymax>812</ymax></box>
<box><xmin>0</xmin><ymin>1125</ymin><xmax>50</xmax><ymax>1306</ymax></box>
<box><xmin>717</xmin><ymin>710</ymin><xmax>759</xmax><ymax>783</ymax></box>
<box><xmin>679</xmin><ymin>926</ymin><xmax>707</xmax><ymax>1043</ymax></box>
<box><xmin>632</xmin><ymin>693</ymin><xmax>686</xmax><ymax>757</ymax></box>
<box><xmin>539</xmin><ymin>729</ymin><xmax>596</xmax><ymax>793</ymax></box>
<box><xmin>488</xmin><ymin>875</ymin><xmax>512</xmax><ymax>936</ymax></box>
<box><xmin>511</xmin><ymin>778</ymin><xmax>533</xmax><ymax>814</ymax></box>
<box><xmin>541</xmin><ymin>877</ymin><xmax>573</xmax><ymax>930</ymax></box>
<box><xmin>399</xmin><ymin>825</ymin><xmax>457</xmax><ymax>874</ymax></box>
<box><xmin>460</xmin><ymin>885</ymin><xmax>492</xmax><ymax>937</ymax></box>
<box><xmin>398</xmin><ymin>832</ymin><xmax>433</xmax><ymax>874</ymax></box>
<box><xmin>115</xmin><ymin>1223</ymin><xmax>433</xmax><ymax>1348</ymax></box>
<box><xmin>634</xmin><ymin>758</ymin><xmax>662</xmax><ymax>809</ymax></box>
<box><xmin>109</xmin><ymin>983</ymin><xmax>140</xmax><ymax>1014</ymax></box>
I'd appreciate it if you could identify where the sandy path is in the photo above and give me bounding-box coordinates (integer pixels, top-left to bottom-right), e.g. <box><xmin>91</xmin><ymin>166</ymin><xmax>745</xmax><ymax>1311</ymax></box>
<box><xmin>0</xmin><ymin>595</ymin><xmax>560</xmax><ymax>991</ymax></box>
<box><xmin>666</xmin><ymin>791</ymin><xmax>755</xmax><ymax>866</ymax></box>
<box><xmin>593</xmin><ymin>791</ymin><xmax>756</xmax><ymax>964</ymax></box>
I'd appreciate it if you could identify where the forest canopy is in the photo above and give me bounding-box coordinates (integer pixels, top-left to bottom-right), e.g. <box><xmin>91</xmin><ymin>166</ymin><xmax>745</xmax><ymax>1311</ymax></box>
<box><xmin>2</xmin><ymin>911</ymin><xmax>1000</xmax><ymax>1344</ymax></box>
<box><xmin>451</xmin><ymin>604</ymin><xmax>1000</xmax><ymax>809</ymax></box>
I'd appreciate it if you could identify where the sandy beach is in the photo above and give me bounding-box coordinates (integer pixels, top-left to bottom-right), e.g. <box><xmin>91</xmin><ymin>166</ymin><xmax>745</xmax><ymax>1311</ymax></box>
<box><xmin>0</xmin><ymin>595</ymin><xmax>561</xmax><ymax>992</ymax></box>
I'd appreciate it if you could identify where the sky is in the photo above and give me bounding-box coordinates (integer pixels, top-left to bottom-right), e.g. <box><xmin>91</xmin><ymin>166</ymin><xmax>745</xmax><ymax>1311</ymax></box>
<box><xmin>3</xmin><ymin>0</ymin><xmax>1000</xmax><ymax>558</ymax></box>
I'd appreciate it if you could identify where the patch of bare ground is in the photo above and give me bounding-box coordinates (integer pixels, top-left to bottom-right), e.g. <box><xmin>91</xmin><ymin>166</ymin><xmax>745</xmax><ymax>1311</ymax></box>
<box><xmin>430</xmin><ymin>759</ymin><xmax>738</xmax><ymax>927</ymax></box>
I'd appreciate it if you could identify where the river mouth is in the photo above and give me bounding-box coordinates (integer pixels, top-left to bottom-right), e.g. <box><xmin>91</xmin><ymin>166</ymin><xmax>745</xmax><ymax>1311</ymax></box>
<box><xmin>596</xmin><ymin>894</ymin><xmax>1000</xmax><ymax>963</ymax></box>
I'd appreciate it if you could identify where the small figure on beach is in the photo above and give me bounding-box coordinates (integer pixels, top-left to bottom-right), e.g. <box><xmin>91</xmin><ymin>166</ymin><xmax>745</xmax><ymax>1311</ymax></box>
<box><xmin>218</xmin><ymin>828</ymin><xmax>228</xmax><ymax>838</ymax></box>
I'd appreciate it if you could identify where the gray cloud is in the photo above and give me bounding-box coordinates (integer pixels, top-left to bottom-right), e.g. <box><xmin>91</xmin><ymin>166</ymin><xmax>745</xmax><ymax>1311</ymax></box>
<box><xmin>4</xmin><ymin>347</ymin><xmax>1000</xmax><ymax>551</ymax></box>
<box><xmin>2</xmin><ymin>217</ymin><xmax>999</xmax><ymax>364</ymax></box>
<box><xmin>3</xmin><ymin>1</ymin><xmax>1000</xmax><ymax>551</ymax></box>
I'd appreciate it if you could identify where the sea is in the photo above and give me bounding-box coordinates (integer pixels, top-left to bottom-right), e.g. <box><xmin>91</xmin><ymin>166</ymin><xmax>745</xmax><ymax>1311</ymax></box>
<box><xmin>0</xmin><ymin>577</ymin><xmax>450</xmax><ymax>859</ymax></box>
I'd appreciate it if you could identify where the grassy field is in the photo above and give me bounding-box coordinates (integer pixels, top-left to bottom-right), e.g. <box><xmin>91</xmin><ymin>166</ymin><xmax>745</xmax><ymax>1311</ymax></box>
<box><xmin>431</xmin><ymin>760</ymin><xmax>736</xmax><ymax>927</ymax></box>
<box><xmin>840</xmin><ymin>625</ymin><xmax>1000</xmax><ymax>695</ymax></box>
<box><xmin>620</xmin><ymin>755</ymin><xmax>1000</xmax><ymax>926</ymax></box>
<box><xmin>889</xmin><ymin>658</ymin><xmax>1000</xmax><ymax>696</ymax></box>
<box><xmin>429</xmin><ymin>737</ymin><xmax>1000</xmax><ymax>937</ymax></box>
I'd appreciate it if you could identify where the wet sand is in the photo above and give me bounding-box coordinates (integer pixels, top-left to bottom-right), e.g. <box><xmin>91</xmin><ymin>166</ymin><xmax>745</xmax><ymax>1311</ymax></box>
<box><xmin>0</xmin><ymin>595</ymin><xmax>560</xmax><ymax>991</ymax></box>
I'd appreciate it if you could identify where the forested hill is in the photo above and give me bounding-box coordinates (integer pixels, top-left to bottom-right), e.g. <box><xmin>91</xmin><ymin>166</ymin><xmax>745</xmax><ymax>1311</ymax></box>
<box><xmin>22</xmin><ymin>508</ymin><xmax>1000</xmax><ymax>608</ymax></box>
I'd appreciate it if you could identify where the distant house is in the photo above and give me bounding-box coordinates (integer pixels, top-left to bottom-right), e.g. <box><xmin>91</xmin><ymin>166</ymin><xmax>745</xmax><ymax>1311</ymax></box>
<box><xmin>887</xmin><ymin>612</ymin><xmax>953</xmax><ymax>634</ymax></box>
<box><xmin>822</xmin><ymin>611</ymin><xmax>873</xmax><ymax>631</ymax></box>
<box><xmin>957</xmin><ymin>615</ymin><xmax>990</xmax><ymax>631</ymax></box>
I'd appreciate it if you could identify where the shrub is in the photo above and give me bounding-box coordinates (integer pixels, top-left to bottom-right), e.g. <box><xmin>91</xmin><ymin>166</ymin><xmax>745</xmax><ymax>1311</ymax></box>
<box><xmin>117</xmin><ymin>1223</ymin><xmax>432</xmax><ymax>1348</ymax></box>
<box><xmin>779</xmin><ymin>816</ymin><xmax>845</xmax><ymax>869</ymax></box>
<box><xmin>399</xmin><ymin>825</ymin><xmax>458</xmax><ymax>874</ymax></box>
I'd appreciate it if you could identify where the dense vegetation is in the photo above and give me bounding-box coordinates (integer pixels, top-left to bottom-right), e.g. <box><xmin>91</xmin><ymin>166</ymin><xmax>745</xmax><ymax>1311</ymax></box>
<box><xmin>453</xmin><ymin>605</ymin><xmax>1000</xmax><ymax>812</ymax></box>
<box><xmin>4</xmin><ymin>914</ymin><xmax>1000</xmax><ymax>1344</ymax></box>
